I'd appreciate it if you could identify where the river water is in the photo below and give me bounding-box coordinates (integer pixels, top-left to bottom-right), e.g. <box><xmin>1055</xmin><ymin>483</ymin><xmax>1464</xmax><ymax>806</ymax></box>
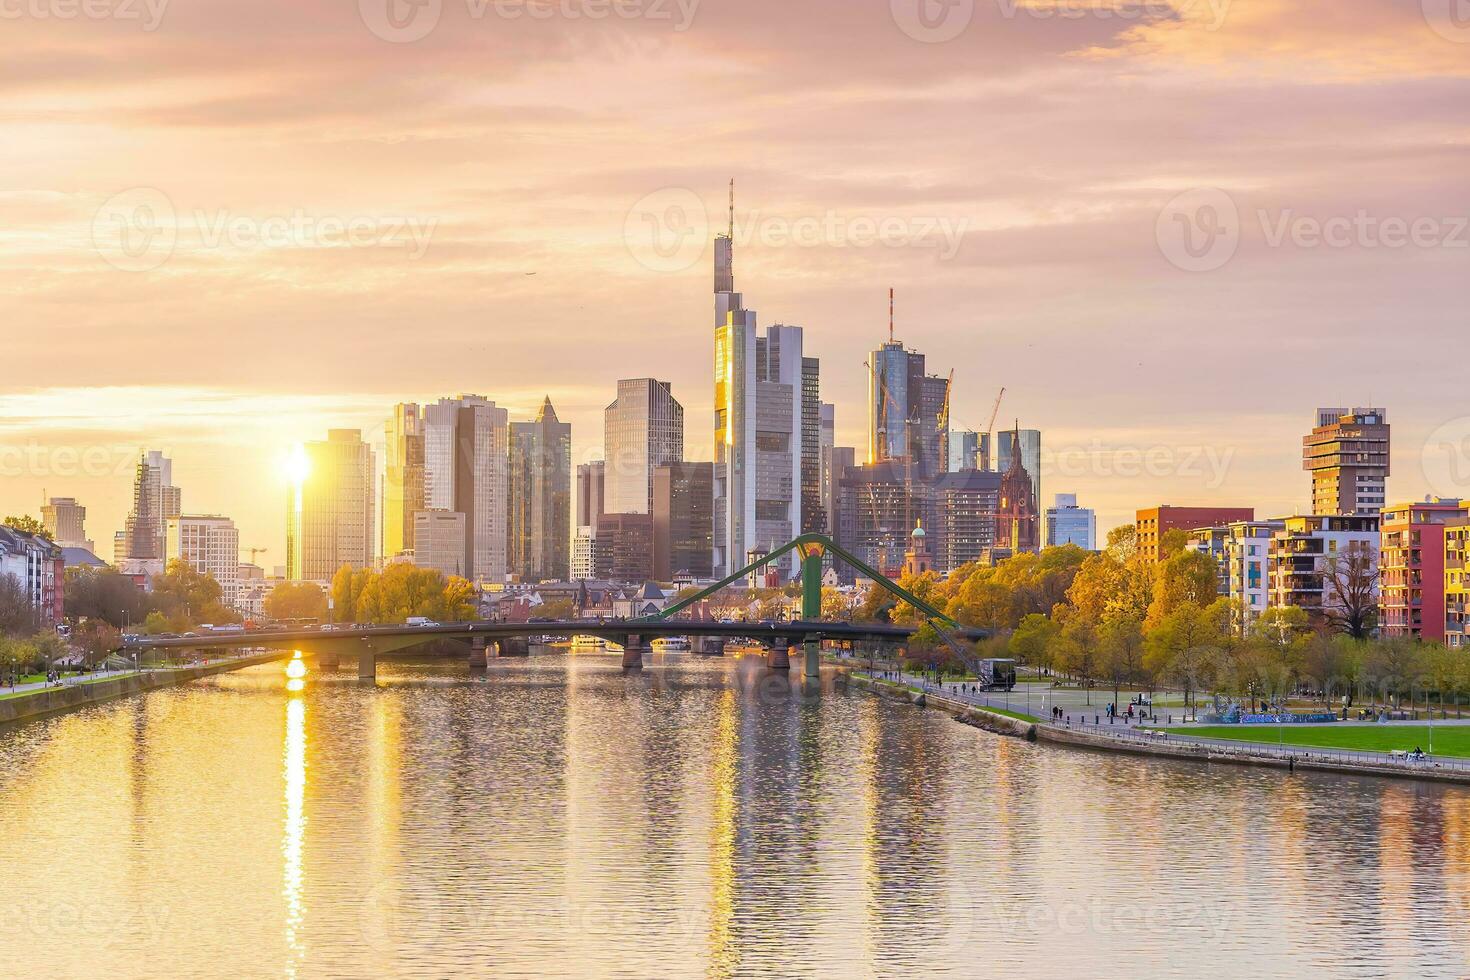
<box><xmin>1</xmin><ymin>654</ymin><xmax>1468</xmax><ymax>979</ymax></box>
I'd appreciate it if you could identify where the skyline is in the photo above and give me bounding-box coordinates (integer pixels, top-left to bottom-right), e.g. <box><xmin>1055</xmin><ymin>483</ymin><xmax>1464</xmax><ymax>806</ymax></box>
<box><xmin>6</xmin><ymin>0</ymin><xmax>1470</xmax><ymax>560</ymax></box>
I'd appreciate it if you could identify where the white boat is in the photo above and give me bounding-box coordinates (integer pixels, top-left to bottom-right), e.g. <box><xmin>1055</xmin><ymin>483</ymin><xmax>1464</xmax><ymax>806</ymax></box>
<box><xmin>569</xmin><ymin>635</ymin><xmax>608</xmax><ymax>652</ymax></box>
<box><xmin>652</xmin><ymin>636</ymin><xmax>691</xmax><ymax>652</ymax></box>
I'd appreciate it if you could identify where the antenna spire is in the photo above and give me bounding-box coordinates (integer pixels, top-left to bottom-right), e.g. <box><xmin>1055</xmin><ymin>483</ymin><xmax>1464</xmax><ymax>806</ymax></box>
<box><xmin>728</xmin><ymin>178</ymin><xmax>734</xmax><ymax>240</ymax></box>
<box><xmin>889</xmin><ymin>287</ymin><xmax>894</xmax><ymax>343</ymax></box>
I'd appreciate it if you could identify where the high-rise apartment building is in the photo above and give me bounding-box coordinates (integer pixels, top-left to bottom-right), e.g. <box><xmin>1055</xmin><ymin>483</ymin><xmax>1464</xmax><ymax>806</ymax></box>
<box><xmin>712</xmin><ymin>202</ymin><xmax>804</xmax><ymax>578</ymax></box>
<box><xmin>1303</xmin><ymin>407</ymin><xmax>1389</xmax><ymax>516</ymax></box>
<box><xmin>383</xmin><ymin>403</ymin><xmax>425</xmax><ymax>560</ymax></box>
<box><xmin>867</xmin><ymin>315</ymin><xmax>949</xmax><ymax>476</ymax></box>
<box><xmin>166</xmin><ymin>515</ymin><xmax>240</xmax><ymax>606</ymax></box>
<box><xmin>605</xmin><ymin>379</ymin><xmax>684</xmax><ymax>516</ymax></box>
<box><xmin>508</xmin><ymin>397</ymin><xmax>572</xmax><ymax>582</ymax></box>
<box><xmin>1046</xmin><ymin>493</ymin><xmax>1096</xmax><ymax>550</ymax></box>
<box><xmin>287</xmin><ymin>430</ymin><xmax>375</xmax><ymax>582</ymax></box>
<box><xmin>1267</xmin><ymin>514</ymin><xmax>1380</xmax><ymax>628</ymax></box>
<box><xmin>41</xmin><ymin>497</ymin><xmax>90</xmax><ymax>551</ymax></box>
<box><xmin>1380</xmin><ymin>498</ymin><xmax>1468</xmax><ymax>642</ymax></box>
<box><xmin>653</xmin><ymin>462</ymin><xmax>714</xmax><ymax>580</ymax></box>
<box><xmin>122</xmin><ymin>450</ymin><xmax>181</xmax><ymax>563</ymax></box>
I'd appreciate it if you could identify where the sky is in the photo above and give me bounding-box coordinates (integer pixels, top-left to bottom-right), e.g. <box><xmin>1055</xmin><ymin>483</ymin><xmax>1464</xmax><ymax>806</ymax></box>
<box><xmin>3</xmin><ymin>0</ymin><xmax>1469</xmax><ymax>563</ymax></box>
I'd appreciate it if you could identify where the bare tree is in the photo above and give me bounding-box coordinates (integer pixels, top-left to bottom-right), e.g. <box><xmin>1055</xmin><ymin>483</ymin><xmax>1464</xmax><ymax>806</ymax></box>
<box><xmin>0</xmin><ymin>573</ymin><xmax>38</xmax><ymax>637</ymax></box>
<box><xmin>1323</xmin><ymin>543</ymin><xmax>1379</xmax><ymax>640</ymax></box>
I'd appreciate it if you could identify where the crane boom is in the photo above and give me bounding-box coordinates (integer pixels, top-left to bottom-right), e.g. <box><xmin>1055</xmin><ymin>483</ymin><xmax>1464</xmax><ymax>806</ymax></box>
<box><xmin>984</xmin><ymin>387</ymin><xmax>1006</xmax><ymax>469</ymax></box>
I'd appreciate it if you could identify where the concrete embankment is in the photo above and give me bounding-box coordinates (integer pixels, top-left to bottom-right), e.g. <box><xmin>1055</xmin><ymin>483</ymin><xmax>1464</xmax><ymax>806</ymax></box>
<box><xmin>845</xmin><ymin>671</ymin><xmax>1037</xmax><ymax>741</ymax></box>
<box><xmin>840</xmin><ymin>667</ymin><xmax>1470</xmax><ymax>785</ymax></box>
<box><xmin>0</xmin><ymin>651</ymin><xmax>288</xmax><ymax>727</ymax></box>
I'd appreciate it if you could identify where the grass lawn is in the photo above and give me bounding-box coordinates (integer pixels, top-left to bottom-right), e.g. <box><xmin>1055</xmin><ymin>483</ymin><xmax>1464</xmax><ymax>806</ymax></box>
<box><xmin>1179</xmin><ymin>725</ymin><xmax>1470</xmax><ymax>758</ymax></box>
<box><xmin>975</xmin><ymin>706</ymin><xmax>1038</xmax><ymax>723</ymax></box>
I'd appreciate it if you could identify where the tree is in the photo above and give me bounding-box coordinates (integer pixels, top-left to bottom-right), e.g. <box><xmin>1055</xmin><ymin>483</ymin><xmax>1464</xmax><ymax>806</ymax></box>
<box><xmin>1322</xmin><ymin>543</ymin><xmax>1379</xmax><ymax>639</ymax></box>
<box><xmin>264</xmin><ymin>582</ymin><xmax>329</xmax><ymax>623</ymax></box>
<box><xmin>74</xmin><ymin>620</ymin><xmax>123</xmax><ymax>668</ymax></box>
<box><xmin>1008</xmin><ymin>613</ymin><xmax>1059</xmax><ymax>671</ymax></box>
<box><xmin>1146</xmin><ymin>550</ymin><xmax>1219</xmax><ymax>631</ymax></box>
<box><xmin>0</xmin><ymin>635</ymin><xmax>36</xmax><ymax>685</ymax></box>
<box><xmin>1251</xmin><ymin>607</ymin><xmax>1311</xmax><ymax>700</ymax></box>
<box><xmin>1098</xmin><ymin>615</ymin><xmax>1146</xmax><ymax>709</ymax></box>
<box><xmin>0</xmin><ymin>573</ymin><xmax>39</xmax><ymax>636</ymax></box>
<box><xmin>1144</xmin><ymin>601</ymin><xmax>1225</xmax><ymax>711</ymax></box>
<box><xmin>151</xmin><ymin>559</ymin><xmax>238</xmax><ymax>627</ymax></box>
<box><xmin>331</xmin><ymin>565</ymin><xmax>375</xmax><ymax>624</ymax></box>
<box><xmin>1106</xmin><ymin>524</ymin><xmax>1138</xmax><ymax>562</ymax></box>
<box><xmin>64</xmin><ymin>566</ymin><xmax>150</xmax><ymax>628</ymax></box>
<box><xmin>3</xmin><ymin>515</ymin><xmax>51</xmax><ymax>540</ymax></box>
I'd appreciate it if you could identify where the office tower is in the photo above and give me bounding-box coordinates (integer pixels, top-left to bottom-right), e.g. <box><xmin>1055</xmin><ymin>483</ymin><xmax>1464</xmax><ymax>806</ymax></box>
<box><xmin>123</xmin><ymin>450</ymin><xmax>181</xmax><ymax>561</ymax></box>
<box><xmin>653</xmin><ymin>462</ymin><xmax>714</xmax><ymax>580</ymax></box>
<box><xmin>41</xmin><ymin>497</ymin><xmax>90</xmax><ymax>551</ymax></box>
<box><xmin>570</xmin><ymin>527</ymin><xmax>599</xmax><ymax>581</ymax></box>
<box><xmin>996</xmin><ymin>427</ymin><xmax>1040</xmax><ymax>554</ymax></box>
<box><xmin>1136</xmin><ymin>505</ymin><xmax>1256</xmax><ymax>563</ymax></box>
<box><xmin>948</xmin><ymin>430</ymin><xmax>981</xmax><ymax>472</ymax></box>
<box><xmin>867</xmin><ymin>302</ymin><xmax>949</xmax><ymax>476</ymax></box>
<box><xmin>712</xmin><ymin>197</ymin><xmax>804</xmax><ymax>578</ymax></box>
<box><xmin>286</xmin><ymin>430</ymin><xmax>375</xmax><ymax>582</ymax></box>
<box><xmin>596</xmin><ymin>513</ymin><xmax>654</xmax><ymax>583</ymax></box>
<box><xmin>417</xmin><ymin>395</ymin><xmax>510</xmax><ymax>586</ymax></box>
<box><xmin>1046</xmin><ymin>493</ymin><xmax>1097</xmax><ymax>550</ymax></box>
<box><xmin>383</xmin><ymin>403</ymin><xmax>425</xmax><ymax>560</ymax></box>
<box><xmin>820</xmin><ymin>403</ymin><xmax>835</xmax><ymax>460</ymax></box>
<box><xmin>823</xmin><ymin>446</ymin><xmax>855</xmax><ymax>538</ymax></box>
<box><xmin>604</xmin><ymin>379</ymin><xmax>684</xmax><ymax>515</ymax></box>
<box><xmin>576</xmin><ymin>461</ymin><xmax>606</xmax><ymax>533</ymax></box>
<box><xmin>1380</xmin><ymin>498</ymin><xmax>1469</xmax><ymax>642</ymax></box>
<box><xmin>1266</xmin><ymin>514</ymin><xmax>1380</xmax><ymax>629</ymax></box>
<box><xmin>801</xmin><ymin>357</ymin><xmax>824</xmax><ymax>534</ymax></box>
<box><xmin>1303</xmin><ymin>407</ymin><xmax>1390</xmax><ymax>516</ymax></box>
<box><xmin>509</xmin><ymin>397</ymin><xmax>572</xmax><ymax>582</ymax></box>
<box><xmin>413</xmin><ymin>510</ymin><xmax>467</xmax><ymax>579</ymax></box>
<box><xmin>930</xmin><ymin>469</ymin><xmax>1004</xmax><ymax>571</ymax></box>
<box><xmin>166</xmin><ymin>515</ymin><xmax>240</xmax><ymax>605</ymax></box>
<box><xmin>994</xmin><ymin>427</ymin><xmax>1042</xmax><ymax>516</ymax></box>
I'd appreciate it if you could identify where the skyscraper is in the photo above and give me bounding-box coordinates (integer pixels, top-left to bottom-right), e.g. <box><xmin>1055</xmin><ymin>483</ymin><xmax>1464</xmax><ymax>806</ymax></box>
<box><xmin>1046</xmin><ymin>493</ymin><xmax>1097</xmax><ymax>550</ymax></box>
<box><xmin>287</xmin><ymin>430</ymin><xmax>375</xmax><ymax>582</ymax></box>
<box><xmin>801</xmin><ymin>357</ymin><xmax>824</xmax><ymax>534</ymax></box>
<box><xmin>576</xmin><ymin>461</ymin><xmax>606</xmax><ymax>532</ymax></box>
<box><xmin>604</xmin><ymin>379</ymin><xmax>684</xmax><ymax>515</ymax></box>
<box><xmin>383</xmin><ymin>403</ymin><xmax>425</xmax><ymax>560</ymax></box>
<box><xmin>653</xmin><ymin>462</ymin><xmax>714</xmax><ymax>580</ymax></box>
<box><xmin>167</xmin><ymin>515</ymin><xmax>240</xmax><ymax>605</ymax></box>
<box><xmin>123</xmin><ymin>450</ymin><xmax>181</xmax><ymax>564</ymax></box>
<box><xmin>867</xmin><ymin>299</ymin><xmax>949</xmax><ymax>476</ymax></box>
<box><xmin>41</xmin><ymin>497</ymin><xmax>89</xmax><ymax>551</ymax></box>
<box><xmin>712</xmin><ymin>191</ymin><xmax>804</xmax><ymax>577</ymax></box>
<box><xmin>451</xmin><ymin>396</ymin><xmax>509</xmax><ymax>586</ymax></box>
<box><xmin>509</xmin><ymin>397</ymin><xmax>572</xmax><ymax>582</ymax></box>
<box><xmin>1303</xmin><ymin>407</ymin><xmax>1389</xmax><ymax>516</ymax></box>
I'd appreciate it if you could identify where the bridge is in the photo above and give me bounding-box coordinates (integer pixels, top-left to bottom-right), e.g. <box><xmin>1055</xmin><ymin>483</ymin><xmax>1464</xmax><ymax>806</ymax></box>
<box><xmin>121</xmin><ymin>534</ymin><xmax>987</xmax><ymax>681</ymax></box>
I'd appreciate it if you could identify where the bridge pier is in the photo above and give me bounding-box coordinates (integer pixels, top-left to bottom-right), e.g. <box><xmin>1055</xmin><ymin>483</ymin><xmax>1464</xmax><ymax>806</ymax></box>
<box><xmin>766</xmin><ymin>642</ymin><xmax>792</xmax><ymax>670</ymax></box>
<box><xmin>804</xmin><ymin>638</ymin><xmax>820</xmax><ymax>681</ymax></box>
<box><xmin>468</xmin><ymin>637</ymin><xmax>488</xmax><ymax>669</ymax></box>
<box><xmin>358</xmin><ymin>646</ymin><xmax>376</xmax><ymax>681</ymax></box>
<box><xmin>498</xmin><ymin>637</ymin><xmax>529</xmax><ymax>658</ymax></box>
<box><xmin>622</xmin><ymin>635</ymin><xmax>647</xmax><ymax>669</ymax></box>
<box><xmin>317</xmin><ymin>650</ymin><xmax>340</xmax><ymax>670</ymax></box>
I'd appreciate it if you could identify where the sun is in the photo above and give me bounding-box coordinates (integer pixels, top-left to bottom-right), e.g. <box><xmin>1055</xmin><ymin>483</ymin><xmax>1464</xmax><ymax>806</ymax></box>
<box><xmin>281</xmin><ymin>445</ymin><xmax>311</xmax><ymax>485</ymax></box>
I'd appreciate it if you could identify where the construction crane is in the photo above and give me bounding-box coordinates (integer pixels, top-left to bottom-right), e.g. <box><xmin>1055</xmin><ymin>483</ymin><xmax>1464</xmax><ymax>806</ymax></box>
<box><xmin>984</xmin><ymin>387</ymin><xmax>1006</xmax><ymax>470</ymax></box>
<box><xmin>245</xmin><ymin>547</ymin><xmax>268</xmax><ymax>567</ymax></box>
<box><xmin>937</xmin><ymin>368</ymin><xmax>955</xmax><ymax>468</ymax></box>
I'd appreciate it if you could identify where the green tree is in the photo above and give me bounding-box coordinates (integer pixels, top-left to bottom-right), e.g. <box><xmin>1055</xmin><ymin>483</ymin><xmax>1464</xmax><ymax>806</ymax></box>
<box><xmin>1008</xmin><ymin>613</ymin><xmax>1059</xmax><ymax>671</ymax></box>
<box><xmin>151</xmin><ymin>559</ymin><xmax>238</xmax><ymax>627</ymax></box>
<box><xmin>331</xmin><ymin>565</ymin><xmax>375</xmax><ymax>624</ymax></box>
<box><xmin>263</xmin><ymin>582</ymin><xmax>329</xmax><ymax>623</ymax></box>
<box><xmin>3</xmin><ymin>515</ymin><xmax>51</xmax><ymax>540</ymax></box>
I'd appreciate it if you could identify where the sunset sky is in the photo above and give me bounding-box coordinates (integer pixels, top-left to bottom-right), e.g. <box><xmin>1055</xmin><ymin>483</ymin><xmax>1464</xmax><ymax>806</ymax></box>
<box><xmin>3</xmin><ymin>0</ymin><xmax>1468</xmax><ymax>562</ymax></box>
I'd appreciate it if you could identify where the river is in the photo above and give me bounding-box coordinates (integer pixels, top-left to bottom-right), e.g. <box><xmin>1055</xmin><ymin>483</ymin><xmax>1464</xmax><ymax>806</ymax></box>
<box><xmin>1</xmin><ymin>654</ymin><xmax>1467</xmax><ymax>978</ymax></box>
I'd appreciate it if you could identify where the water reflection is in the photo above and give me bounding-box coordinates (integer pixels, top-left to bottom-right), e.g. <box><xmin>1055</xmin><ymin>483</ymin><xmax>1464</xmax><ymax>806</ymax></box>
<box><xmin>1</xmin><ymin>655</ymin><xmax>1470</xmax><ymax>979</ymax></box>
